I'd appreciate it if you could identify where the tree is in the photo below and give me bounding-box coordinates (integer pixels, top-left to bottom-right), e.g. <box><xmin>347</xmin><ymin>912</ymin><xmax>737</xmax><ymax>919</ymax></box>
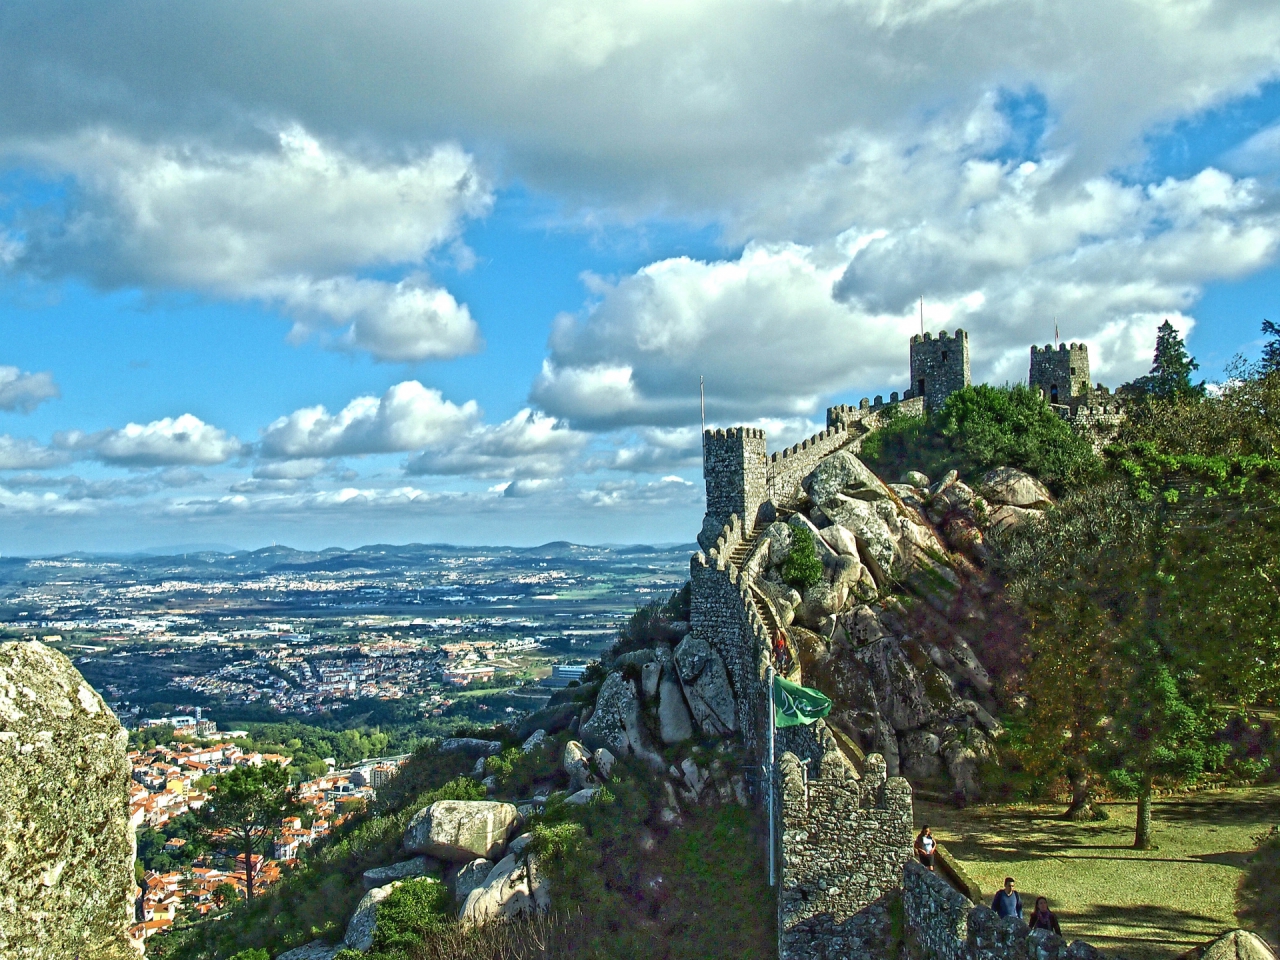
<box><xmin>1261</xmin><ymin>319</ymin><xmax>1280</xmax><ymax>376</ymax></box>
<box><xmin>1127</xmin><ymin>320</ymin><xmax>1204</xmax><ymax>400</ymax></box>
<box><xmin>201</xmin><ymin>763</ymin><xmax>299</xmax><ymax>902</ymax></box>
<box><xmin>994</xmin><ymin>474</ymin><xmax>1238</xmax><ymax>845</ymax></box>
<box><xmin>782</xmin><ymin>526</ymin><xmax>824</xmax><ymax>590</ymax></box>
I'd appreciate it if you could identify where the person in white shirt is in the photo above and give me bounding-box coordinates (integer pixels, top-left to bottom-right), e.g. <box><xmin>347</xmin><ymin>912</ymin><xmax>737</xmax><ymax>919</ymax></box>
<box><xmin>914</xmin><ymin>825</ymin><xmax>937</xmax><ymax>870</ymax></box>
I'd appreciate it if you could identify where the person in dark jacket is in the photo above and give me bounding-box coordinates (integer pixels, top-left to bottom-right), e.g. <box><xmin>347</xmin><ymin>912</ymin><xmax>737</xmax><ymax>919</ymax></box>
<box><xmin>1028</xmin><ymin>897</ymin><xmax>1061</xmax><ymax>935</ymax></box>
<box><xmin>991</xmin><ymin>877</ymin><xmax>1022</xmax><ymax>919</ymax></box>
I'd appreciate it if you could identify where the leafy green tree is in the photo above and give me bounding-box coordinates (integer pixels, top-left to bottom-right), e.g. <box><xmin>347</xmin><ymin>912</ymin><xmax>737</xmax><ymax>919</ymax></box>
<box><xmin>1127</xmin><ymin>320</ymin><xmax>1204</xmax><ymax>399</ymax></box>
<box><xmin>782</xmin><ymin>526</ymin><xmax>823</xmax><ymax>590</ymax></box>
<box><xmin>201</xmin><ymin>762</ymin><xmax>300</xmax><ymax>902</ymax></box>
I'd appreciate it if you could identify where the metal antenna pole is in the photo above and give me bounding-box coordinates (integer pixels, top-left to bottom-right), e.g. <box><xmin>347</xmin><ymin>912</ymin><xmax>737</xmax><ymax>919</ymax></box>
<box><xmin>767</xmin><ymin>663</ymin><xmax>776</xmax><ymax>888</ymax></box>
<box><xmin>700</xmin><ymin>375</ymin><xmax>705</xmax><ymax>434</ymax></box>
<box><xmin>919</xmin><ymin>296</ymin><xmax>924</xmax><ymax>336</ymax></box>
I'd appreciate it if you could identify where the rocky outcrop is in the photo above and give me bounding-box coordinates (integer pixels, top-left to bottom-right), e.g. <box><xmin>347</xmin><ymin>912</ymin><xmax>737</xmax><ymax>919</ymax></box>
<box><xmin>458</xmin><ymin>853</ymin><xmax>550</xmax><ymax>924</ymax></box>
<box><xmin>672</xmin><ymin>635</ymin><xmax>738</xmax><ymax>736</ymax></box>
<box><xmin>0</xmin><ymin>641</ymin><xmax>136</xmax><ymax>960</ymax></box>
<box><xmin>404</xmin><ymin>800</ymin><xmax>520</xmax><ymax>861</ymax></box>
<box><xmin>451</xmin><ymin>857</ymin><xmax>496</xmax><ymax>906</ymax></box>
<box><xmin>277</xmin><ymin>941</ymin><xmax>340</xmax><ymax>960</ymax></box>
<box><xmin>580</xmin><ymin>672</ymin><xmax>664</xmax><ymax>768</ymax></box>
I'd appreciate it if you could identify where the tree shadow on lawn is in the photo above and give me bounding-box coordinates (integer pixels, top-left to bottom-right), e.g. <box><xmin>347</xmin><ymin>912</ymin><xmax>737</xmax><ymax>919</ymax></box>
<box><xmin>1065</xmin><ymin>902</ymin><xmax>1227</xmax><ymax>947</ymax></box>
<box><xmin>1153</xmin><ymin>793</ymin><xmax>1280</xmax><ymax>828</ymax></box>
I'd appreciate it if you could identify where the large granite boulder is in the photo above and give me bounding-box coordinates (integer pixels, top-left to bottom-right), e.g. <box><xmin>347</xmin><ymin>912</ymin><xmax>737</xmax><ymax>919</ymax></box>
<box><xmin>362</xmin><ymin>855</ymin><xmax>440</xmax><ymax>891</ymax></box>
<box><xmin>277</xmin><ymin>941</ymin><xmax>340</xmax><ymax>960</ymax></box>
<box><xmin>1199</xmin><ymin>930</ymin><xmax>1278</xmax><ymax>960</ymax></box>
<box><xmin>344</xmin><ymin>881</ymin><xmax>404</xmax><ymax>951</ymax></box>
<box><xmin>0</xmin><ymin>641</ymin><xmax>135</xmax><ymax>960</ymax></box>
<box><xmin>404</xmin><ymin>800</ymin><xmax>520</xmax><ymax>862</ymax></box>
<box><xmin>657</xmin><ymin>666</ymin><xmax>694</xmax><ymax>743</ymax></box>
<box><xmin>805</xmin><ymin>450</ymin><xmax>890</xmax><ymax>505</ymax></box>
<box><xmin>459</xmin><ymin>853</ymin><xmax>550</xmax><ymax>924</ymax></box>
<box><xmin>451</xmin><ymin>857</ymin><xmax>496</xmax><ymax>906</ymax></box>
<box><xmin>580</xmin><ymin>672</ymin><xmax>664</xmax><ymax>767</ymax></box>
<box><xmin>981</xmin><ymin>466</ymin><xmax>1052</xmax><ymax>508</ymax></box>
<box><xmin>672</xmin><ymin>635</ymin><xmax>738</xmax><ymax>736</ymax></box>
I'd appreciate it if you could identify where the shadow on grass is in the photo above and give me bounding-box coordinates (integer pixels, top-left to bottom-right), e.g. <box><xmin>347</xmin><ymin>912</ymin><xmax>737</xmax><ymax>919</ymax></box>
<box><xmin>1154</xmin><ymin>792</ymin><xmax>1280</xmax><ymax>827</ymax></box>
<box><xmin>1065</xmin><ymin>902</ymin><xmax>1224</xmax><ymax>940</ymax></box>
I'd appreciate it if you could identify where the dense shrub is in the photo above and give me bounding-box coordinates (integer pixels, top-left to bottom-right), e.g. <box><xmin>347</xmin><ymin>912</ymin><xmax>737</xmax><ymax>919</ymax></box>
<box><xmin>860</xmin><ymin>384</ymin><xmax>1100</xmax><ymax>493</ymax></box>
<box><xmin>782</xmin><ymin>526</ymin><xmax>823</xmax><ymax>591</ymax></box>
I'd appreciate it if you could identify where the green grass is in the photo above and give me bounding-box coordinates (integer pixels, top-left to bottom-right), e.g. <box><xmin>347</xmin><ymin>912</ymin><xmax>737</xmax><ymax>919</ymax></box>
<box><xmin>917</xmin><ymin>786</ymin><xmax>1280</xmax><ymax>959</ymax></box>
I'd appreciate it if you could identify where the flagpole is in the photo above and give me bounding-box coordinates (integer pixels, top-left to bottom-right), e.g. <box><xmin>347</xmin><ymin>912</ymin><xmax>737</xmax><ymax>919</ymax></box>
<box><xmin>767</xmin><ymin>662</ymin><xmax>776</xmax><ymax>888</ymax></box>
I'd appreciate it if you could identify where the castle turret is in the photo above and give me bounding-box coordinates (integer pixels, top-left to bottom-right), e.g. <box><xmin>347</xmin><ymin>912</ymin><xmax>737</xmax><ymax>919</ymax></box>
<box><xmin>699</xmin><ymin>427</ymin><xmax>767</xmax><ymax>550</ymax></box>
<box><xmin>1030</xmin><ymin>342</ymin><xmax>1090</xmax><ymax>405</ymax></box>
<box><xmin>909</xmin><ymin>329</ymin><xmax>970</xmax><ymax>411</ymax></box>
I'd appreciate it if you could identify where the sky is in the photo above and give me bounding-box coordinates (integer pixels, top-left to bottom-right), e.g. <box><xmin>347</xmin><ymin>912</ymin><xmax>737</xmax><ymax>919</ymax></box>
<box><xmin>1</xmin><ymin>1</ymin><xmax>1279</xmax><ymax>555</ymax></box>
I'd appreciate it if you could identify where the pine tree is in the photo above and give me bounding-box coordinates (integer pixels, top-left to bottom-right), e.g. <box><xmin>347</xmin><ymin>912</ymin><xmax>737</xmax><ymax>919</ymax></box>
<box><xmin>1260</xmin><ymin>319</ymin><xmax>1280</xmax><ymax>375</ymax></box>
<box><xmin>1128</xmin><ymin>320</ymin><xmax>1204</xmax><ymax>399</ymax></box>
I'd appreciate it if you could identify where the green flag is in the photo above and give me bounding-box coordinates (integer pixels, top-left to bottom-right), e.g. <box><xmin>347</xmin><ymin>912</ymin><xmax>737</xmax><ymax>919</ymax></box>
<box><xmin>772</xmin><ymin>674</ymin><xmax>832</xmax><ymax>728</ymax></box>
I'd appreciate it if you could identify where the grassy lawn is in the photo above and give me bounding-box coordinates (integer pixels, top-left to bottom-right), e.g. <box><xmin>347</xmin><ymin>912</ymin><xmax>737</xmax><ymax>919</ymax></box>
<box><xmin>916</xmin><ymin>785</ymin><xmax>1280</xmax><ymax>959</ymax></box>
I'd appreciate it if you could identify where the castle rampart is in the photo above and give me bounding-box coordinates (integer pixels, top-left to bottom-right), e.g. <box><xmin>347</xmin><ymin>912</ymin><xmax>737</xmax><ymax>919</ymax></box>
<box><xmin>779</xmin><ymin>748</ymin><xmax>914</xmax><ymax>960</ymax></box>
<box><xmin>766</xmin><ymin>424</ymin><xmax>853</xmax><ymax>509</ymax></box>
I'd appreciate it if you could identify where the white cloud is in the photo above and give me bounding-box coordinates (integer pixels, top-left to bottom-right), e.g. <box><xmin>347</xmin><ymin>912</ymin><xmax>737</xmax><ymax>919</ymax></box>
<box><xmin>56</xmin><ymin>414</ymin><xmax>243</xmax><ymax>466</ymax></box>
<box><xmin>578</xmin><ymin>475</ymin><xmax>699</xmax><ymax>509</ymax></box>
<box><xmin>0</xmin><ymin>367</ymin><xmax>59</xmax><ymax>412</ymax></box>
<box><xmin>534</xmin><ymin>115</ymin><xmax>1280</xmax><ymax>429</ymax></box>
<box><xmin>259</xmin><ymin>381</ymin><xmax>479</xmax><ymax>459</ymax></box>
<box><xmin>13</xmin><ymin>127</ymin><xmax>490</xmax><ymax>362</ymax></box>
<box><xmin>253</xmin><ymin>459</ymin><xmax>328</xmax><ymax>480</ymax></box>
<box><xmin>3</xmin><ymin>2</ymin><xmax>1279</xmax><ymax>216</ymax></box>
<box><xmin>269</xmin><ymin>275</ymin><xmax>482</xmax><ymax>362</ymax></box>
<box><xmin>0</xmin><ymin>435</ymin><xmax>69</xmax><ymax>470</ymax></box>
<box><xmin>406</xmin><ymin>408</ymin><xmax>586</xmax><ymax>480</ymax></box>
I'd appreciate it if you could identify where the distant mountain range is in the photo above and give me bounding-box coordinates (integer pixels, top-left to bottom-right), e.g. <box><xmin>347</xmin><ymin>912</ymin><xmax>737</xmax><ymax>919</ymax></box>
<box><xmin>0</xmin><ymin>541</ymin><xmax>697</xmax><ymax>583</ymax></box>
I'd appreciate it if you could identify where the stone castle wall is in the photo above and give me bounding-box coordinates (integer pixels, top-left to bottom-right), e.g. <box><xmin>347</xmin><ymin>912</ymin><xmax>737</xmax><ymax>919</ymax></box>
<box><xmin>701</xmin><ymin>428</ymin><xmax>769</xmax><ymax>548</ymax></box>
<box><xmin>779</xmin><ymin>749</ymin><xmax>914</xmax><ymax>960</ymax></box>
<box><xmin>689</xmin><ymin>525</ymin><xmax>770</xmax><ymax>757</ymax></box>
<box><xmin>766</xmin><ymin>425</ymin><xmax>854</xmax><ymax>509</ymax></box>
<box><xmin>903</xmin><ymin>862</ymin><xmax>1135</xmax><ymax>960</ymax></box>
<box><xmin>910</xmin><ymin>330</ymin><xmax>970</xmax><ymax>411</ymax></box>
<box><xmin>1030</xmin><ymin>343</ymin><xmax>1091</xmax><ymax>401</ymax></box>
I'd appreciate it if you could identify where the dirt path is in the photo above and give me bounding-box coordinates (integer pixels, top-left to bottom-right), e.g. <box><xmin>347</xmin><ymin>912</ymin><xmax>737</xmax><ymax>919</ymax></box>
<box><xmin>915</xmin><ymin>785</ymin><xmax>1280</xmax><ymax>959</ymax></box>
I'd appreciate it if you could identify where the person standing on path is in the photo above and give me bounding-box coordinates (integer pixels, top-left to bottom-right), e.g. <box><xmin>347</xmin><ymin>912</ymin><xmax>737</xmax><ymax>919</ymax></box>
<box><xmin>992</xmin><ymin>877</ymin><xmax>1022</xmax><ymax>920</ymax></box>
<box><xmin>914</xmin><ymin>825</ymin><xmax>937</xmax><ymax>870</ymax></box>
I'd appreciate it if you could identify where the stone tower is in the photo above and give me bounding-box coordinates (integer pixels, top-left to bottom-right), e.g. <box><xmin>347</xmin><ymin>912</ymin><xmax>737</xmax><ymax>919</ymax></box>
<box><xmin>1030</xmin><ymin>342</ymin><xmax>1090</xmax><ymax>404</ymax></box>
<box><xmin>909</xmin><ymin>330</ymin><xmax>970</xmax><ymax>411</ymax></box>
<box><xmin>699</xmin><ymin>427</ymin><xmax>768</xmax><ymax>550</ymax></box>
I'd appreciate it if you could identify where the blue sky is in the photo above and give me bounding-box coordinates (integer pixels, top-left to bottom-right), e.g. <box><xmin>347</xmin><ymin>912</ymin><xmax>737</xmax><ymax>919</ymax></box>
<box><xmin>0</xmin><ymin>1</ymin><xmax>1278</xmax><ymax>554</ymax></box>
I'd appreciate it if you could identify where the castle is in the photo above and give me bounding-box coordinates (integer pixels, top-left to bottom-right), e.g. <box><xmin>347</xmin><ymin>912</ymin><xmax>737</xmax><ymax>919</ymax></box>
<box><xmin>691</xmin><ymin>329</ymin><xmax>1131</xmax><ymax>958</ymax></box>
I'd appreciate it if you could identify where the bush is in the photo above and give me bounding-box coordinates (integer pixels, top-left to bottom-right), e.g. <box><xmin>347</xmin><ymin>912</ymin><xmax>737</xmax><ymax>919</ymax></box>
<box><xmin>782</xmin><ymin>526</ymin><xmax>823</xmax><ymax>591</ymax></box>
<box><xmin>370</xmin><ymin>877</ymin><xmax>452</xmax><ymax>954</ymax></box>
<box><xmin>860</xmin><ymin>384</ymin><xmax>1100</xmax><ymax>493</ymax></box>
<box><xmin>228</xmin><ymin>951</ymin><xmax>270</xmax><ymax>960</ymax></box>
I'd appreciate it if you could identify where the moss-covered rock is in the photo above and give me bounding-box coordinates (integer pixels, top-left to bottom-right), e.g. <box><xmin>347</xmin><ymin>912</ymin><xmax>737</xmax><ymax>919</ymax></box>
<box><xmin>0</xmin><ymin>641</ymin><xmax>135</xmax><ymax>960</ymax></box>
